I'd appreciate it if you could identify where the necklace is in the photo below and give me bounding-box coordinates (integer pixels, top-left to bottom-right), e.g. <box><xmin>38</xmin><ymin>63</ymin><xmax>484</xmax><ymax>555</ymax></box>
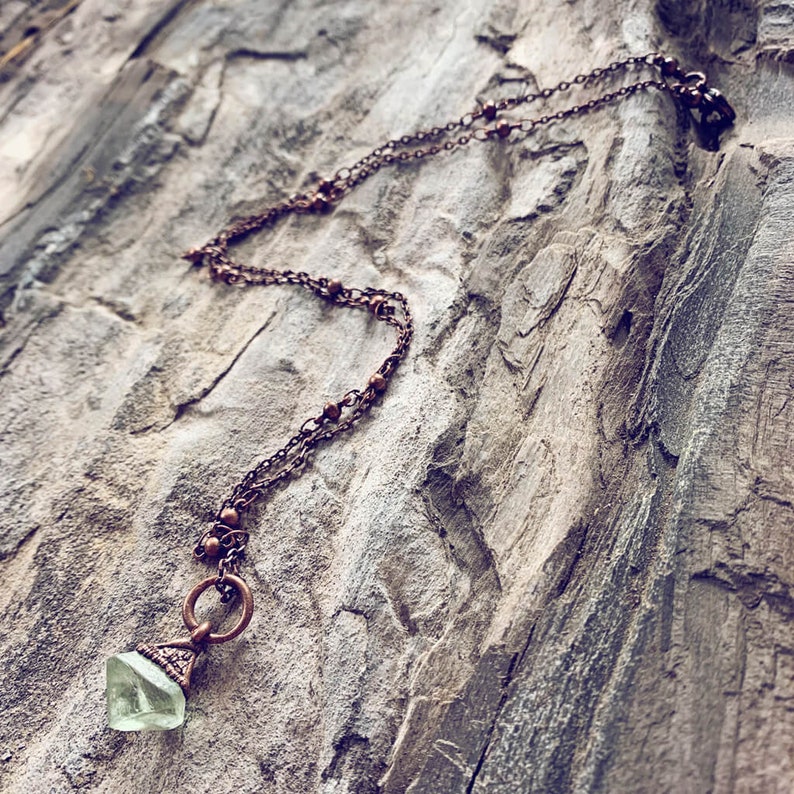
<box><xmin>105</xmin><ymin>52</ymin><xmax>734</xmax><ymax>731</ymax></box>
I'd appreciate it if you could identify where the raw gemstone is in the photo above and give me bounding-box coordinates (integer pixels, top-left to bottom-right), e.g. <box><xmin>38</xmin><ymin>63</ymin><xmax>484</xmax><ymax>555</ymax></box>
<box><xmin>106</xmin><ymin>651</ymin><xmax>186</xmax><ymax>731</ymax></box>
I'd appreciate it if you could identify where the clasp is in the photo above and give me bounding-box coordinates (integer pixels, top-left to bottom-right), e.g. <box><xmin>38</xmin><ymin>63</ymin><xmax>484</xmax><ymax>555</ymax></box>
<box><xmin>698</xmin><ymin>86</ymin><xmax>736</xmax><ymax>130</ymax></box>
<box><xmin>669</xmin><ymin>71</ymin><xmax>736</xmax><ymax>147</ymax></box>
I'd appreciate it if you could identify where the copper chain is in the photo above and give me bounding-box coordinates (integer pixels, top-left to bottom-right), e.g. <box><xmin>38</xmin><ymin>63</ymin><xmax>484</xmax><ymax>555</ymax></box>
<box><xmin>182</xmin><ymin>52</ymin><xmax>734</xmax><ymax>600</ymax></box>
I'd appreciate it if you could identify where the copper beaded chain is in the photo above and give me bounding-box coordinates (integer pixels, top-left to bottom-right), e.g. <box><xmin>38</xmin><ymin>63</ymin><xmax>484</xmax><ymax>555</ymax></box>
<box><xmin>105</xmin><ymin>54</ymin><xmax>733</xmax><ymax>728</ymax></box>
<box><xmin>182</xmin><ymin>52</ymin><xmax>734</xmax><ymax>609</ymax></box>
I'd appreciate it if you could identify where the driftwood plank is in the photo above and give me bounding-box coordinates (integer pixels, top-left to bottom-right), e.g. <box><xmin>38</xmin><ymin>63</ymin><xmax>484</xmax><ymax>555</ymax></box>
<box><xmin>0</xmin><ymin>1</ymin><xmax>792</xmax><ymax>792</ymax></box>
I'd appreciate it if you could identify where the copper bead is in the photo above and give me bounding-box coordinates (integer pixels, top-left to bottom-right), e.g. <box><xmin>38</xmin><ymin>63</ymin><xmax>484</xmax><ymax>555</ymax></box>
<box><xmin>496</xmin><ymin>120</ymin><xmax>512</xmax><ymax>138</ymax></box>
<box><xmin>323</xmin><ymin>402</ymin><xmax>342</xmax><ymax>422</ymax></box>
<box><xmin>661</xmin><ymin>57</ymin><xmax>679</xmax><ymax>77</ymax></box>
<box><xmin>182</xmin><ymin>247</ymin><xmax>205</xmax><ymax>265</ymax></box>
<box><xmin>369</xmin><ymin>373</ymin><xmax>387</xmax><ymax>392</ymax></box>
<box><xmin>312</xmin><ymin>193</ymin><xmax>330</xmax><ymax>213</ymax></box>
<box><xmin>482</xmin><ymin>101</ymin><xmax>497</xmax><ymax>121</ymax></box>
<box><xmin>327</xmin><ymin>279</ymin><xmax>343</xmax><ymax>295</ymax></box>
<box><xmin>219</xmin><ymin>506</ymin><xmax>240</xmax><ymax>527</ymax></box>
<box><xmin>204</xmin><ymin>536</ymin><xmax>222</xmax><ymax>557</ymax></box>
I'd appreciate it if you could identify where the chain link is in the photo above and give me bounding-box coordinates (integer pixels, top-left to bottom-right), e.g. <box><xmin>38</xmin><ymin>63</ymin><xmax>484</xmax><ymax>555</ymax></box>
<box><xmin>184</xmin><ymin>51</ymin><xmax>734</xmax><ymax>586</ymax></box>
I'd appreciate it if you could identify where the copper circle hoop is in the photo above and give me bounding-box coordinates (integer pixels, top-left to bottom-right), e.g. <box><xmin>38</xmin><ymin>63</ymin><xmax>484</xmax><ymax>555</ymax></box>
<box><xmin>182</xmin><ymin>574</ymin><xmax>254</xmax><ymax>645</ymax></box>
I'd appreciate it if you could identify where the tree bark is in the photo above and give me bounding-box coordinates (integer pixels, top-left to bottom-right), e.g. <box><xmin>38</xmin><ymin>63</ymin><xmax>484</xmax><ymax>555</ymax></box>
<box><xmin>0</xmin><ymin>1</ymin><xmax>792</xmax><ymax>792</ymax></box>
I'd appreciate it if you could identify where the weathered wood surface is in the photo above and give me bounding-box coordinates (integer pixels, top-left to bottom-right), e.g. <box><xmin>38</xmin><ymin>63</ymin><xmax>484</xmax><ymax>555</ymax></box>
<box><xmin>1</xmin><ymin>1</ymin><xmax>792</xmax><ymax>792</ymax></box>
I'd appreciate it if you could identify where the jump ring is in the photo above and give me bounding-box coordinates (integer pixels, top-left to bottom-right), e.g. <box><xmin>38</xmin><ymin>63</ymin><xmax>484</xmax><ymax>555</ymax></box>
<box><xmin>182</xmin><ymin>574</ymin><xmax>254</xmax><ymax>645</ymax></box>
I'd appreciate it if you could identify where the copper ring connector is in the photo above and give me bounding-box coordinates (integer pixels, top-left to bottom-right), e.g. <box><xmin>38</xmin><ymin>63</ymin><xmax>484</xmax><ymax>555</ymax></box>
<box><xmin>182</xmin><ymin>574</ymin><xmax>254</xmax><ymax>645</ymax></box>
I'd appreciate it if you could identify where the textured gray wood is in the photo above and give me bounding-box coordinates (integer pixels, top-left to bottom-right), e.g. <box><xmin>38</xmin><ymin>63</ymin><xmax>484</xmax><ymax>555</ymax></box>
<box><xmin>1</xmin><ymin>1</ymin><xmax>792</xmax><ymax>792</ymax></box>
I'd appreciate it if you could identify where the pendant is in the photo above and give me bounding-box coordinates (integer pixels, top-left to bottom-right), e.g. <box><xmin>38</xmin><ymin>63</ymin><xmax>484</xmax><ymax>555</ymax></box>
<box><xmin>106</xmin><ymin>574</ymin><xmax>254</xmax><ymax>731</ymax></box>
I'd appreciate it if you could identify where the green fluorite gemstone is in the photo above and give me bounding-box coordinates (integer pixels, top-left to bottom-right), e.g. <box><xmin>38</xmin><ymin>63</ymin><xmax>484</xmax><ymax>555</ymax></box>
<box><xmin>106</xmin><ymin>651</ymin><xmax>186</xmax><ymax>731</ymax></box>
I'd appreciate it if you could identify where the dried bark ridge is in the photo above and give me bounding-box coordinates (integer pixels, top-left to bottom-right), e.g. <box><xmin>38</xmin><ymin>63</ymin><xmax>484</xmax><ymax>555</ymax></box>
<box><xmin>0</xmin><ymin>1</ymin><xmax>792</xmax><ymax>793</ymax></box>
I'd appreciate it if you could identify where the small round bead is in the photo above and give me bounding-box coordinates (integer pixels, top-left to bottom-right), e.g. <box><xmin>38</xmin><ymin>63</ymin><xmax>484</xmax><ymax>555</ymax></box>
<box><xmin>204</xmin><ymin>536</ymin><xmax>222</xmax><ymax>557</ymax></box>
<box><xmin>323</xmin><ymin>402</ymin><xmax>341</xmax><ymax>422</ymax></box>
<box><xmin>327</xmin><ymin>279</ymin><xmax>343</xmax><ymax>295</ymax></box>
<box><xmin>482</xmin><ymin>101</ymin><xmax>497</xmax><ymax>121</ymax></box>
<box><xmin>312</xmin><ymin>193</ymin><xmax>330</xmax><ymax>212</ymax></box>
<box><xmin>661</xmin><ymin>57</ymin><xmax>679</xmax><ymax>77</ymax></box>
<box><xmin>369</xmin><ymin>373</ymin><xmax>387</xmax><ymax>392</ymax></box>
<box><xmin>318</xmin><ymin>179</ymin><xmax>334</xmax><ymax>193</ymax></box>
<box><xmin>183</xmin><ymin>248</ymin><xmax>205</xmax><ymax>265</ymax></box>
<box><xmin>496</xmin><ymin>120</ymin><xmax>512</xmax><ymax>138</ymax></box>
<box><xmin>219</xmin><ymin>506</ymin><xmax>240</xmax><ymax>527</ymax></box>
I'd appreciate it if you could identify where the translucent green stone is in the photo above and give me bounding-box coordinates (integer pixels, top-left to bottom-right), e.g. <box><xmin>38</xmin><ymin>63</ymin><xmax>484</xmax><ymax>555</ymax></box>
<box><xmin>106</xmin><ymin>651</ymin><xmax>186</xmax><ymax>731</ymax></box>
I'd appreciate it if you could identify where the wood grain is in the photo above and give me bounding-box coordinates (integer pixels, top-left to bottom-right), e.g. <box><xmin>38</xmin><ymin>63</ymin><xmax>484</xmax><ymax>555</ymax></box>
<box><xmin>0</xmin><ymin>1</ymin><xmax>791</xmax><ymax>792</ymax></box>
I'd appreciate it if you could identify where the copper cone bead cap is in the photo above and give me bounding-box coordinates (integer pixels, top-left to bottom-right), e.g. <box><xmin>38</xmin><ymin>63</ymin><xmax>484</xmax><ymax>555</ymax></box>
<box><xmin>137</xmin><ymin>640</ymin><xmax>201</xmax><ymax>694</ymax></box>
